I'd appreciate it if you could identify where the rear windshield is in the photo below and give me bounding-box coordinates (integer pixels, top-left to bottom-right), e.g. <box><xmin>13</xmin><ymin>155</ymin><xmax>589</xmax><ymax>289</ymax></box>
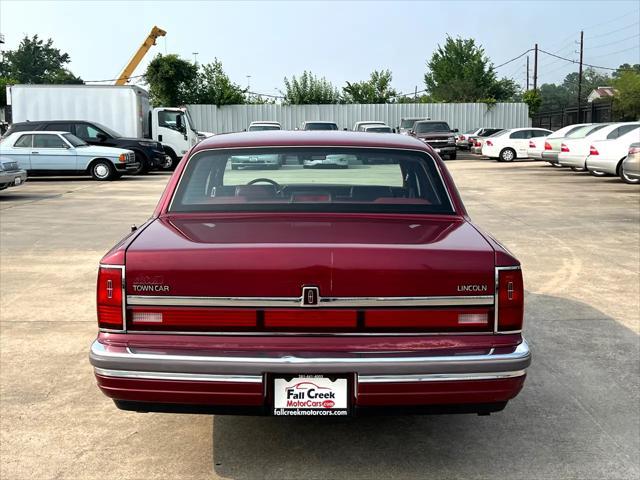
<box><xmin>248</xmin><ymin>125</ymin><xmax>280</xmax><ymax>131</ymax></box>
<box><xmin>170</xmin><ymin>147</ymin><xmax>453</xmax><ymax>214</ymax></box>
<box><xmin>366</xmin><ymin>127</ymin><xmax>392</xmax><ymax>133</ymax></box>
<box><xmin>304</xmin><ymin>123</ymin><xmax>338</xmax><ymax>130</ymax></box>
<box><xmin>400</xmin><ymin>119</ymin><xmax>423</xmax><ymax>128</ymax></box>
<box><xmin>414</xmin><ymin>122</ymin><xmax>451</xmax><ymax>134</ymax></box>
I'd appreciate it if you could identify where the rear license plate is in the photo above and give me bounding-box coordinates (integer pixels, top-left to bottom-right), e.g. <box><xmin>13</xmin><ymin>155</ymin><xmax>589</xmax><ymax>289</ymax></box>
<box><xmin>273</xmin><ymin>375</ymin><xmax>349</xmax><ymax>416</ymax></box>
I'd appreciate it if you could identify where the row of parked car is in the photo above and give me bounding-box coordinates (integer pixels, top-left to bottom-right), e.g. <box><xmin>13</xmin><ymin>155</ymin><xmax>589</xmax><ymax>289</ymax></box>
<box><xmin>458</xmin><ymin>123</ymin><xmax>639</xmax><ymax>185</ymax></box>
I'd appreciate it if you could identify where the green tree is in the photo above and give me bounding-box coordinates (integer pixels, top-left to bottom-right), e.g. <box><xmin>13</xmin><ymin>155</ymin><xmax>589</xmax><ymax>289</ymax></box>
<box><xmin>538</xmin><ymin>82</ymin><xmax>572</xmax><ymax>111</ymax></box>
<box><xmin>424</xmin><ymin>36</ymin><xmax>517</xmax><ymax>102</ymax></box>
<box><xmin>0</xmin><ymin>35</ymin><xmax>82</xmax><ymax>105</ymax></box>
<box><xmin>282</xmin><ymin>71</ymin><xmax>341</xmax><ymax>104</ymax></box>
<box><xmin>343</xmin><ymin>69</ymin><xmax>398</xmax><ymax>103</ymax></box>
<box><xmin>613</xmin><ymin>63</ymin><xmax>640</xmax><ymax>79</ymax></box>
<box><xmin>145</xmin><ymin>54</ymin><xmax>199</xmax><ymax>106</ymax></box>
<box><xmin>522</xmin><ymin>89</ymin><xmax>542</xmax><ymax>116</ymax></box>
<box><xmin>197</xmin><ymin>59</ymin><xmax>246</xmax><ymax>105</ymax></box>
<box><xmin>562</xmin><ymin>68</ymin><xmax>611</xmax><ymax>105</ymax></box>
<box><xmin>612</xmin><ymin>70</ymin><xmax>640</xmax><ymax>120</ymax></box>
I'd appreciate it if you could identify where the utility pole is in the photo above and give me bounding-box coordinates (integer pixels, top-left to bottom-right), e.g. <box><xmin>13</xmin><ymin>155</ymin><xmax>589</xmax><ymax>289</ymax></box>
<box><xmin>577</xmin><ymin>31</ymin><xmax>584</xmax><ymax>121</ymax></box>
<box><xmin>414</xmin><ymin>86</ymin><xmax>417</xmax><ymax>100</ymax></box>
<box><xmin>533</xmin><ymin>44</ymin><xmax>538</xmax><ymax>91</ymax></box>
<box><xmin>526</xmin><ymin>56</ymin><xmax>530</xmax><ymax>91</ymax></box>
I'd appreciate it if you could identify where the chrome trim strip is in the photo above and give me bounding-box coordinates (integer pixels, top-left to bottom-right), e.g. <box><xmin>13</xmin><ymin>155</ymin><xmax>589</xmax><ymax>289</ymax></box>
<box><xmin>358</xmin><ymin>370</ymin><xmax>526</xmax><ymax>383</ymax></box>
<box><xmin>168</xmin><ymin>145</ymin><xmax>455</xmax><ymax>213</ymax></box>
<box><xmin>99</xmin><ymin>264</ymin><xmax>126</xmax><ymax>334</ymax></box>
<box><xmin>93</xmin><ymin>367</ymin><xmax>262</xmax><ymax>383</ymax></box>
<box><xmin>494</xmin><ymin>265</ymin><xmax>522</xmax><ymax>335</ymax></box>
<box><xmin>123</xmin><ymin>330</ymin><xmax>497</xmax><ymax>337</ymax></box>
<box><xmin>91</xmin><ymin>338</ymin><xmax>529</xmax><ymax>368</ymax></box>
<box><xmin>126</xmin><ymin>294</ymin><xmax>495</xmax><ymax>308</ymax></box>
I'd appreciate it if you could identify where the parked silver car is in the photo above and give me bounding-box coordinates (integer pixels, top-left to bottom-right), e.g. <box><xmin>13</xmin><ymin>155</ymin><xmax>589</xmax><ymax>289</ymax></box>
<box><xmin>0</xmin><ymin>156</ymin><xmax>27</xmax><ymax>191</ymax></box>
<box><xmin>621</xmin><ymin>143</ymin><xmax>640</xmax><ymax>184</ymax></box>
<box><xmin>0</xmin><ymin>131</ymin><xmax>138</xmax><ymax>180</ymax></box>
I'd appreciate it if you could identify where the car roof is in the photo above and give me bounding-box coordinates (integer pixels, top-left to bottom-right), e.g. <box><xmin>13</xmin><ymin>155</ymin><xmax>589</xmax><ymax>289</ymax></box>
<box><xmin>355</xmin><ymin>121</ymin><xmax>385</xmax><ymax>125</ymax></box>
<box><xmin>9</xmin><ymin>130</ymin><xmax>67</xmax><ymax>135</ymax></box>
<box><xmin>363</xmin><ymin>125</ymin><xmax>391</xmax><ymax>129</ymax></box>
<box><xmin>192</xmin><ymin>130</ymin><xmax>428</xmax><ymax>153</ymax></box>
<box><xmin>249</xmin><ymin>121</ymin><xmax>280</xmax><ymax>125</ymax></box>
<box><xmin>303</xmin><ymin>121</ymin><xmax>338</xmax><ymax>124</ymax></box>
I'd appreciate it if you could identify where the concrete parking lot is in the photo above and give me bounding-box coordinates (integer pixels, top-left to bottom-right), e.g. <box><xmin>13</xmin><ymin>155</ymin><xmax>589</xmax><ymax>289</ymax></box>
<box><xmin>1</xmin><ymin>155</ymin><xmax>638</xmax><ymax>480</ymax></box>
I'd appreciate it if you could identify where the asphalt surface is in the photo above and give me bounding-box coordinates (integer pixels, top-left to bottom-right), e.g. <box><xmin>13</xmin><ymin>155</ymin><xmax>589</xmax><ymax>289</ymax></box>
<box><xmin>1</xmin><ymin>153</ymin><xmax>638</xmax><ymax>480</ymax></box>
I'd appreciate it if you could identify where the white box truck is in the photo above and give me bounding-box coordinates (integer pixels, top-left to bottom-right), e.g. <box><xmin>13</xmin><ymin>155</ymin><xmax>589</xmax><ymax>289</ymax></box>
<box><xmin>6</xmin><ymin>84</ymin><xmax>209</xmax><ymax>166</ymax></box>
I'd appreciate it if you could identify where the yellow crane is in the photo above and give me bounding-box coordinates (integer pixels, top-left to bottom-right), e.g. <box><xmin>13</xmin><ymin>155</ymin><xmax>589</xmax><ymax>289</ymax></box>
<box><xmin>115</xmin><ymin>26</ymin><xmax>167</xmax><ymax>85</ymax></box>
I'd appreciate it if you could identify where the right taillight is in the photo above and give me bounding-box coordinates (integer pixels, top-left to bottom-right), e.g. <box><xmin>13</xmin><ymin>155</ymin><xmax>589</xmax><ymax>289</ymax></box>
<box><xmin>544</xmin><ymin>141</ymin><xmax>552</xmax><ymax>150</ymax></box>
<box><xmin>590</xmin><ymin>145</ymin><xmax>599</xmax><ymax>155</ymax></box>
<box><xmin>496</xmin><ymin>267</ymin><xmax>523</xmax><ymax>332</ymax></box>
<box><xmin>97</xmin><ymin>266</ymin><xmax>124</xmax><ymax>331</ymax></box>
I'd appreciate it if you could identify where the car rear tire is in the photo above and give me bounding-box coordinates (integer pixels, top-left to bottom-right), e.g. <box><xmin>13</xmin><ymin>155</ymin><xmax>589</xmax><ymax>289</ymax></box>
<box><xmin>589</xmin><ymin>169</ymin><xmax>608</xmax><ymax>177</ymax></box>
<box><xmin>498</xmin><ymin>148</ymin><xmax>516</xmax><ymax>162</ymax></box>
<box><xmin>132</xmin><ymin>152</ymin><xmax>150</xmax><ymax>175</ymax></box>
<box><xmin>90</xmin><ymin>160</ymin><xmax>116</xmax><ymax>181</ymax></box>
<box><xmin>570</xmin><ymin>166</ymin><xmax>587</xmax><ymax>172</ymax></box>
<box><xmin>619</xmin><ymin>163</ymin><xmax>639</xmax><ymax>184</ymax></box>
<box><xmin>161</xmin><ymin>150</ymin><xmax>178</xmax><ymax>171</ymax></box>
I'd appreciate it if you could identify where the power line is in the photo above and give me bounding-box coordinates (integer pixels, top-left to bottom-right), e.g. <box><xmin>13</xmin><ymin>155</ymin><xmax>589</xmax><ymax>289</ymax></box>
<box><xmin>587</xmin><ymin>45</ymin><xmax>640</xmax><ymax>60</ymax></box>
<box><xmin>586</xmin><ymin>21</ymin><xmax>640</xmax><ymax>40</ymax></box>
<box><xmin>589</xmin><ymin>33</ymin><xmax>640</xmax><ymax>50</ymax></box>
<box><xmin>539</xmin><ymin>48</ymin><xmax>638</xmax><ymax>72</ymax></box>
<box><xmin>494</xmin><ymin>49</ymin><xmax>534</xmax><ymax>69</ymax></box>
<box><xmin>84</xmin><ymin>74</ymin><xmax>145</xmax><ymax>83</ymax></box>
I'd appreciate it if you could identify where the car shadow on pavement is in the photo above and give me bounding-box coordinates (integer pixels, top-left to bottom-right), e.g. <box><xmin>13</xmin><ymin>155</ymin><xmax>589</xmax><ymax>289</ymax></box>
<box><xmin>211</xmin><ymin>292</ymin><xmax>639</xmax><ymax>480</ymax></box>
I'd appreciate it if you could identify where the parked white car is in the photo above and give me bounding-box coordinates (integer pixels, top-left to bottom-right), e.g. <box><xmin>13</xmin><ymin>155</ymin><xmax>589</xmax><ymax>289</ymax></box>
<box><xmin>482</xmin><ymin>128</ymin><xmax>552</xmax><ymax>161</ymax></box>
<box><xmin>558</xmin><ymin>123</ymin><xmax>639</xmax><ymax>171</ymax></box>
<box><xmin>527</xmin><ymin>124</ymin><xmax>584</xmax><ymax>161</ymax></box>
<box><xmin>361</xmin><ymin>124</ymin><xmax>393</xmax><ymax>133</ymax></box>
<box><xmin>586</xmin><ymin>129</ymin><xmax>640</xmax><ymax>182</ymax></box>
<box><xmin>0</xmin><ymin>131</ymin><xmax>138</xmax><ymax>180</ymax></box>
<box><xmin>353</xmin><ymin>121</ymin><xmax>385</xmax><ymax>132</ymax></box>
<box><xmin>540</xmin><ymin>123</ymin><xmax>594</xmax><ymax>167</ymax></box>
<box><xmin>247</xmin><ymin>121</ymin><xmax>281</xmax><ymax>131</ymax></box>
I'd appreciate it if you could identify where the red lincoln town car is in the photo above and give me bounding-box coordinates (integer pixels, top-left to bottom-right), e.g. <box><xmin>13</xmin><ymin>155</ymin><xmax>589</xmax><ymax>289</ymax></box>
<box><xmin>90</xmin><ymin>130</ymin><xmax>531</xmax><ymax>416</ymax></box>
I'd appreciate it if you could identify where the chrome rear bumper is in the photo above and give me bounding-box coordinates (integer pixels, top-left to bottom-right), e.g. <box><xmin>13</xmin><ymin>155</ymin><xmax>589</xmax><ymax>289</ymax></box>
<box><xmin>90</xmin><ymin>338</ymin><xmax>531</xmax><ymax>383</ymax></box>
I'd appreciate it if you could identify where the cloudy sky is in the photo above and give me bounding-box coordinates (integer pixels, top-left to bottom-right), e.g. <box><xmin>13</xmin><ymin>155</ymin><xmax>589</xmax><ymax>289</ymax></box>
<box><xmin>1</xmin><ymin>0</ymin><xmax>638</xmax><ymax>96</ymax></box>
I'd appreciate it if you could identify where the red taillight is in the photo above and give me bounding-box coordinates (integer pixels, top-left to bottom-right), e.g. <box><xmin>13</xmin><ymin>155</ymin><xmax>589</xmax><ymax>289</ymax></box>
<box><xmin>561</xmin><ymin>143</ymin><xmax>569</xmax><ymax>152</ymax></box>
<box><xmin>130</xmin><ymin>307</ymin><xmax>256</xmax><ymax>330</ymax></box>
<box><xmin>630</xmin><ymin>146</ymin><xmax>640</xmax><ymax>155</ymax></box>
<box><xmin>265</xmin><ymin>310</ymin><xmax>357</xmax><ymax>329</ymax></box>
<box><xmin>97</xmin><ymin>266</ymin><xmax>124</xmax><ymax>330</ymax></box>
<box><xmin>496</xmin><ymin>268</ymin><xmax>524</xmax><ymax>332</ymax></box>
<box><xmin>460</xmin><ymin>135</ymin><xmax>465</xmax><ymax>140</ymax></box>
<box><xmin>589</xmin><ymin>145</ymin><xmax>599</xmax><ymax>155</ymax></box>
<box><xmin>544</xmin><ymin>141</ymin><xmax>552</xmax><ymax>150</ymax></box>
<box><xmin>529</xmin><ymin>140</ymin><xmax>536</xmax><ymax>148</ymax></box>
<box><xmin>486</xmin><ymin>140</ymin><xmax>493</xmax><ymax>146</ymax></box>
<box><xmin>365</xmin><ymin>309</ymin><xmax>491</xmax><ymax>331</ymax></box>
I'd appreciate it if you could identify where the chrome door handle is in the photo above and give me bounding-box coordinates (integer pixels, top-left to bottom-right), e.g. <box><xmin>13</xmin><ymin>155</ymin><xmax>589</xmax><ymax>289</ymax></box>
<box><xmin>31</xmin><ymin>151</ymin><xmax>40</xmax><ymax>154</ymax></box>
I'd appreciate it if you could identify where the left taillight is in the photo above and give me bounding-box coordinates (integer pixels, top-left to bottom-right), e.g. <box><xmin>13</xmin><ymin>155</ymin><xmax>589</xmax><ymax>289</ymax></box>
<box><xmin>529</xmin><ymin>140</ymin><xmax>536</xmax><ymax>148</ymax></box>
<box><xmin>561</xmin><ymin>143</ymin><xmax>569</xmax><ymax>152</ymax></box>
<box><xmin>496</xmin><ymin>267</ymin><xmax>524</xmax><ymax>332</ymax></box>
<box><xmin>97</xmin><ymin>266</ymin><xmax>124</xmax><ymax>330</ymax></box>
